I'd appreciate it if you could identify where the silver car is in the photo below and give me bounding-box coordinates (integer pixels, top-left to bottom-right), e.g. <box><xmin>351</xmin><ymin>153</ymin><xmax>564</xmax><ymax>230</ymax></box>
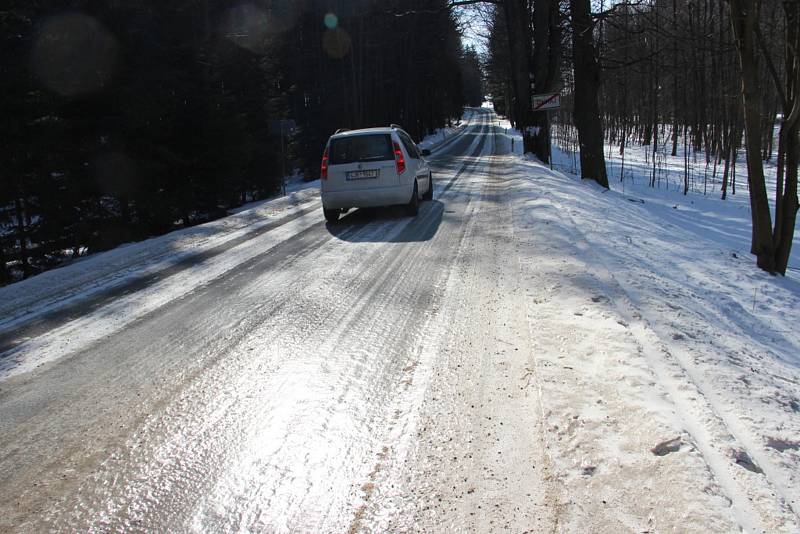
<box><xmin>319</xmin><ymin>125</ymin><xmax>433</xmax><ymax>223</ymax></box>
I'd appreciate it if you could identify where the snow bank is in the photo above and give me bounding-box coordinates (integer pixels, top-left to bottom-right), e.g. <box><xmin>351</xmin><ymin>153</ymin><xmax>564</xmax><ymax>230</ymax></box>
<box><xmin>553</xmin><ymin>127</ymin><xmax>799</xmax><ymax>270</ymax></box>
<box><xmin>499</xmin><ymin>122</ymin><xmax>800</xmax><ymax>530</ymax></box>
<box><xmin>418</xmin><ymin>108</ymin><xmax>477</xmax><ymax>151</ymax></box>
<box><xmin>0</xmin><ymin>181</ymin><xmax>320</xmax><ymax>336</ymax></box>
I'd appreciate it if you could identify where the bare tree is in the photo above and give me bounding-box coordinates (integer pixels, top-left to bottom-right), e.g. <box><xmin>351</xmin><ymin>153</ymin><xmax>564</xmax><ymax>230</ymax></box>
<box><xmin>771</xmin><ymin>0</ymin><xmax>799</xmax><ymax>275</ymax></box>
<box><xmin>571</xmin><ymin>0</ymin><xmax>609</xmax><ymax>187</ymax></box>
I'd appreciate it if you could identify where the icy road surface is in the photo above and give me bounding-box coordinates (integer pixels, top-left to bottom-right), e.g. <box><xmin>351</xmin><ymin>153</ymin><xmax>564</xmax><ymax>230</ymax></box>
<box><xmin>1</xmin><ymin>108</ymin><xmax>798</xmax><ymax>533</ymax></box>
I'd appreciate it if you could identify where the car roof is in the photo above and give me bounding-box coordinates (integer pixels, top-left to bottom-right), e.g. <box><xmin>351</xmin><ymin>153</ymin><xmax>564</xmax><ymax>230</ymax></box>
<box><xmin>330</xmin><ymin>127</ymin><xmax>402</xmax><ymax>139</ymax></box>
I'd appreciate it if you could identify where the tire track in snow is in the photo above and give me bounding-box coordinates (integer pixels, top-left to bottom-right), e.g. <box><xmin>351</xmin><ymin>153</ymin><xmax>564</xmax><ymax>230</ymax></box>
<box><xmin>543</xmin><ymin>189</ymin><xmax>798</xmax><ymax>532</ymax></box>
<box><xmin>0</xmin><ymin>199</ymin><xmax>320</xmax><ymax>359</ymax></box>
<box><xmin>0</xmin><ymin>108</ymin><xmax>483</xmax><ymax>356</ymax></box>
<box><xmin>0</xmin><ymin>114</ymin><xmax>488</xmax><ymax>382</ymax></box>
<box><xmin>52</xmin><ymin>115</ymin><xmax>493</xmax><ymax>533</ymax></box>
<box><xmin>346</xmin><ymin>114</ymin><xmax>497</xmax><ymax>533</ymax></box>
<box><xmin>19</xmin><ymin>189</ymin><xmax>437</xmax><ymax>531</ymax></box>
<box><xmin>0</xmin><ymin>108</ymin><xmax>482</xmax><ymax>365</ymax></box>
<box><xmin>0</xmin><ymin>111</ymin><xmax>494</xmax><ymax>532</ymax></box>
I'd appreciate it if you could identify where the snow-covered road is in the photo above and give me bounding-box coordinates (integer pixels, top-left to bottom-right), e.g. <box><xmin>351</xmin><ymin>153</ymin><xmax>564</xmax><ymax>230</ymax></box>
<box><xmin>1</xmin><ymin>108</ymin><xmax>797</xmax><ymax>533</ymax></box>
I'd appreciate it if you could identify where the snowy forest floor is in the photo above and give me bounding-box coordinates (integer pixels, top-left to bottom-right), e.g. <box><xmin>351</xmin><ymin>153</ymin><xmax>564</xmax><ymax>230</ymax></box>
<box><xmin>552</xmin><ymin>123</ymin><xmax>799</xmax><ymax>272</ymax></box>
<box><xmin>493</xmin><ymin>115</ymin><xmax>799</xmax><ymax>530</ymax></box>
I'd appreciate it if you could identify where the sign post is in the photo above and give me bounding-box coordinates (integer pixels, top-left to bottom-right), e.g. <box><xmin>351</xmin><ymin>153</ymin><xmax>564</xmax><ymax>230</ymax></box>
<box><xmin>532</xmin><ymin>93</ymin><xmax>561</xmax><ymax>170</ymax></box>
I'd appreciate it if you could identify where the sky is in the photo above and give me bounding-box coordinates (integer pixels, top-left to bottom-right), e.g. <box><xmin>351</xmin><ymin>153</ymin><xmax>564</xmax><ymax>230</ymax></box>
<box><xmin>456</xmin><ymin>5</ymin><xmax>490</xmax><ymax>54</ymax></box>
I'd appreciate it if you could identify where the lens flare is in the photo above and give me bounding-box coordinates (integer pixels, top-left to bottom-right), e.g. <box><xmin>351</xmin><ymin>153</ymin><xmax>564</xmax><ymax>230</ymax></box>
<box><xmin>322</xmin><ymin>27</ymin><xmax>351</xmax><ymax>59</ymax></box>
<box><xmin>323</xmin><ymin>13</ymin><xmax>338</xmax><ymax>29</ymax></box>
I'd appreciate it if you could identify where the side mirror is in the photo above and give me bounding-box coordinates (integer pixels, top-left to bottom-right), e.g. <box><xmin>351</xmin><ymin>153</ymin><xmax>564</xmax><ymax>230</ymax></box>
<box><xmin>420</xmin><ymin>148</ymin><xmax>431</xmax><ymax>157</ymax></box>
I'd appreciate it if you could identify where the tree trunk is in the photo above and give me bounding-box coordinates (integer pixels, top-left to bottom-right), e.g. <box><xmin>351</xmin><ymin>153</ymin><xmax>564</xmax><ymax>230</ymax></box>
<box><xmin>721</xmin><ymin>118</ymin><xmax>737</xmax><ymax>200</ymax></box>
<box><xmin>671</xmin><ymin>0</ymin><xmax>680</xmax><ymax>157</ymax></box>
<box><xmin>0</xmin><ymin>238</ymin><xmax>8</xmax><ymax>285</ymax></box>
<box><xmin>531</xmin><ymin>0</ymin><xmax>561</xmax><ymax>162</ymax></box>
<box><xmin>774</xmin><ymin>114</ymin><xmax>799</xmax><ymax>273</ymax></box>
<box><xmin>504</xmin><ymin>0</ymin><xmax>535</xmax><ymax>153</ymax></box>
<box><xmin>772</xmin><ymin>0</ymin><xmax>799</xmax><ymax>275</ymax></box>
<box><xmin>14</xmin><ymin>195</ymin><xmax>31</xmax><ymax>279</ymax></box>
<box><xmin>571</xmin><ymin>0</ymin><xmax>609</xmax><ymax>187</ymax></box>
<box><xmin>727</xmin><ymin>0</ymin><xmax>775</xmax><ymax>272</ymax></box>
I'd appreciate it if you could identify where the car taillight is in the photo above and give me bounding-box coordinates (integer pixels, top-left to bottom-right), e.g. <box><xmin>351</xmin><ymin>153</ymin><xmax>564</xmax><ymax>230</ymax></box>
<box><xmin>393</xmin><ymin>141</ymin><xmax>406</xmax><ymax>174</ymax></box>
<box><xmin>321</xmin><ymin>147</ymin><xmax>329</xmax><ymax>180</ymax></box>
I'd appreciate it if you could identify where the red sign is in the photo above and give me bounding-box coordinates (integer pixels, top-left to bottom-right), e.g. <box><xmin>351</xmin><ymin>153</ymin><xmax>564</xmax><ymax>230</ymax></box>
<box><xmin>532</xmin><ymin>93</ymin><xmax>560</xmax><ymax>110</ymax></box>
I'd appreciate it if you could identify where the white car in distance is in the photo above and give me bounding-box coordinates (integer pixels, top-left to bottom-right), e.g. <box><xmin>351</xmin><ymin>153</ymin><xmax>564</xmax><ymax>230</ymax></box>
<box><xmin>319</xmin><ymin>125</ymin><xmax>433</xmax><ymax>223</ymax></box>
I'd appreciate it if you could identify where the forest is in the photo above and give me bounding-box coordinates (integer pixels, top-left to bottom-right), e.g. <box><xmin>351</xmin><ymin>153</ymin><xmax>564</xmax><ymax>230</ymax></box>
<box><xmin>483</xmin><ymin>0</ymin><xmax>798</xmax><ymax>274</ymax></box>
<box><xmin>0</xmin><ymin>0</ymin><xmax>481</xmax><ymax>285</ymax></box>
<box><xmin>2</xmin><ymin>0</ymin><xmax>798</xmax><ymax>283</ymax></box>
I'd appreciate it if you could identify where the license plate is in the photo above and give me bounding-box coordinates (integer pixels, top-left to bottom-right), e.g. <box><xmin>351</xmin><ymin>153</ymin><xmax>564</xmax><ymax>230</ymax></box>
<box><xmin>347</xmin><ymin>169</ymin><xmax>379</xmax><ymax>180</ymax></box>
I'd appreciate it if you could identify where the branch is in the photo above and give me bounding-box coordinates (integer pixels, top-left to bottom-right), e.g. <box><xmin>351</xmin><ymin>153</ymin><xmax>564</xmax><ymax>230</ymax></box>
<box><xmin>754</xmin><ymin>24</ymin><xmax>787</xmax><ymax>111</ymax></box>
<box><xmin>450</xmin><ymin>0</ymin><xmax>501</xmax><ymax>5</ymax></box>
<box><xmin>390</xmin><ymin>0</ymin><xmax>500</xmax><ymax>17</ymax></box>
<box><xmin>592</xmin><ymin>1</ymin><xmax>646</xmax><ymax>21</ymax></box>
<box><xmin>598</xmin><ymin>46</ymin><xmax>666</xmax><ymax>70</ymax></box>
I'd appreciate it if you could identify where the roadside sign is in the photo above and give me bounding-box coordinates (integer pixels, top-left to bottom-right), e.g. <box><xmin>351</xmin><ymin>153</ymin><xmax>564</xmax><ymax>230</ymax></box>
<box><xmin>532</xmin><ymin>93</ymin><xmax>560</xmax><ymax>111</ymax></box>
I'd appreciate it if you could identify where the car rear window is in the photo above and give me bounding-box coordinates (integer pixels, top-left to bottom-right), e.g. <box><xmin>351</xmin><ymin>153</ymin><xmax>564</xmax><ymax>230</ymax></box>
<box><xmin>329</xmin><ymin>134</ymin><xmax>394</xmax><ymax>165</ymax></box>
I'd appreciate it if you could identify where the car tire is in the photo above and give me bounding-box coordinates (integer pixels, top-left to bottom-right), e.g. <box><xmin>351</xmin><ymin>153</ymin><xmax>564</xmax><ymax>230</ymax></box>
<box><xmin>407</xmin><ymin>183</ymin><xmax>419</xmax><ymax>216</ymax></box>
<box><xmin>423</xmin><ymin>173</ymin><xmax>433</xmax><ymax>201</ymax></box>
<box><xmin>323</xmin><ymin>208</ymin><xmax>340</xmax><ymax>223</ymax></box>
